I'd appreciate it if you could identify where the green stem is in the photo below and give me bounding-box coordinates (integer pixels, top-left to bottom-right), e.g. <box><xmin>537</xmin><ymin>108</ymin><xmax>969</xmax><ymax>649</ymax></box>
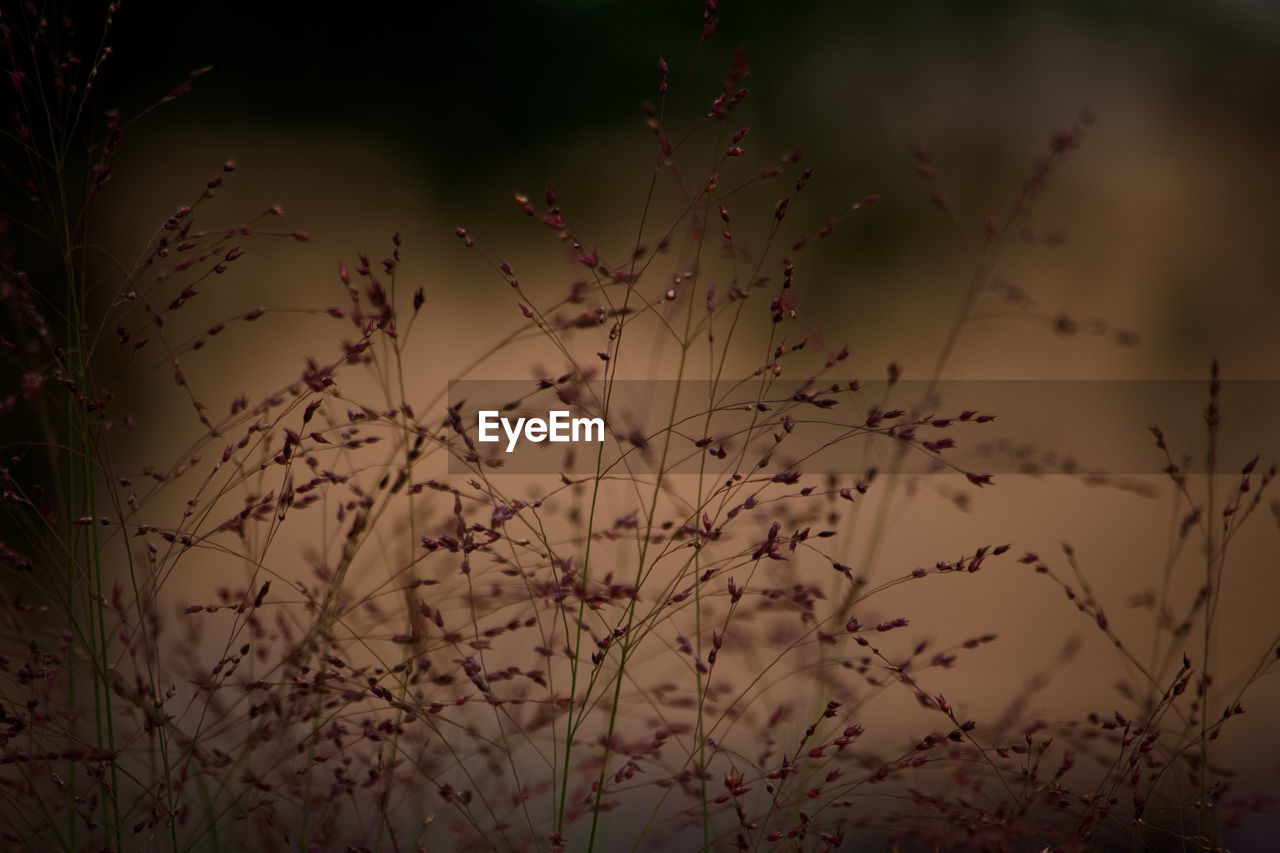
<box><xmin>1198</xmin><ymin>379</ymin><xmax>1218</xmax><ymax>847</ymax></box>
<box><xmin>374</xmin><ymin>270</ymin><xmax>417</xmax><ymax>853</ymax></box>
<box><xmin>60</xmin><ymin>169</ymin><xmax>121</xmax><ymax>849</ymax></box>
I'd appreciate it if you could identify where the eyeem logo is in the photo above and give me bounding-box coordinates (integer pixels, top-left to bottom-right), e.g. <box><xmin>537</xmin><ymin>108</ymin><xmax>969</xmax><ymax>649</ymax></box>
<box><xmin>477</xmin><ymin>410</ymin><xmax>605</xmax><ymax>453</ymax></box>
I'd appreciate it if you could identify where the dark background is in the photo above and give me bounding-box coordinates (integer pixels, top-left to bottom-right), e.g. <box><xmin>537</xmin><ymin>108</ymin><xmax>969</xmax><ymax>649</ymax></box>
<box><xmin>79</xmin><ymin>0</ymin><xmax>1280</xmax><ymax>380</ymax></box>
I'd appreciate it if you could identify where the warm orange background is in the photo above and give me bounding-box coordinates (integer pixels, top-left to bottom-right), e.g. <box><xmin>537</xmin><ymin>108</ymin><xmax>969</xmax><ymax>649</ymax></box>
<box><xmin>84</xmin><ymin>3</ymin><xmax>1280</xmax><ymax>847</ymax></box>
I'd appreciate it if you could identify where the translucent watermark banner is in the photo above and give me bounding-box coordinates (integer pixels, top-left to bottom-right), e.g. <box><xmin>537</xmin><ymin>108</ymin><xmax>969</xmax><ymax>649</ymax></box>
<box><xmin>445</xmin><ymin>379</ymin><xmax>1279</xmax><ymax>477</ymax></box>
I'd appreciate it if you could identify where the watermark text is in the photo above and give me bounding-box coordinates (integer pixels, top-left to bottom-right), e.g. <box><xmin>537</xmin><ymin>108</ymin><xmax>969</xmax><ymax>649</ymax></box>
<box><xmin>477</xmin><ymin>410</ymin><xmax>605</xmax><ymax>452</ymax></box>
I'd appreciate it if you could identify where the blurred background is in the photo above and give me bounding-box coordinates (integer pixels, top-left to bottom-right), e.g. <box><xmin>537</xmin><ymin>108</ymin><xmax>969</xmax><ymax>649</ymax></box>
<box><xmin>22</xmin><ymin>0</ymin><xmax>1280</xmax><ymax>847</ymax></box>
<box><xmin>92</xmin><ymin>0</ymin><xmax>1280</xmax><ymax>379</ymax></box>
